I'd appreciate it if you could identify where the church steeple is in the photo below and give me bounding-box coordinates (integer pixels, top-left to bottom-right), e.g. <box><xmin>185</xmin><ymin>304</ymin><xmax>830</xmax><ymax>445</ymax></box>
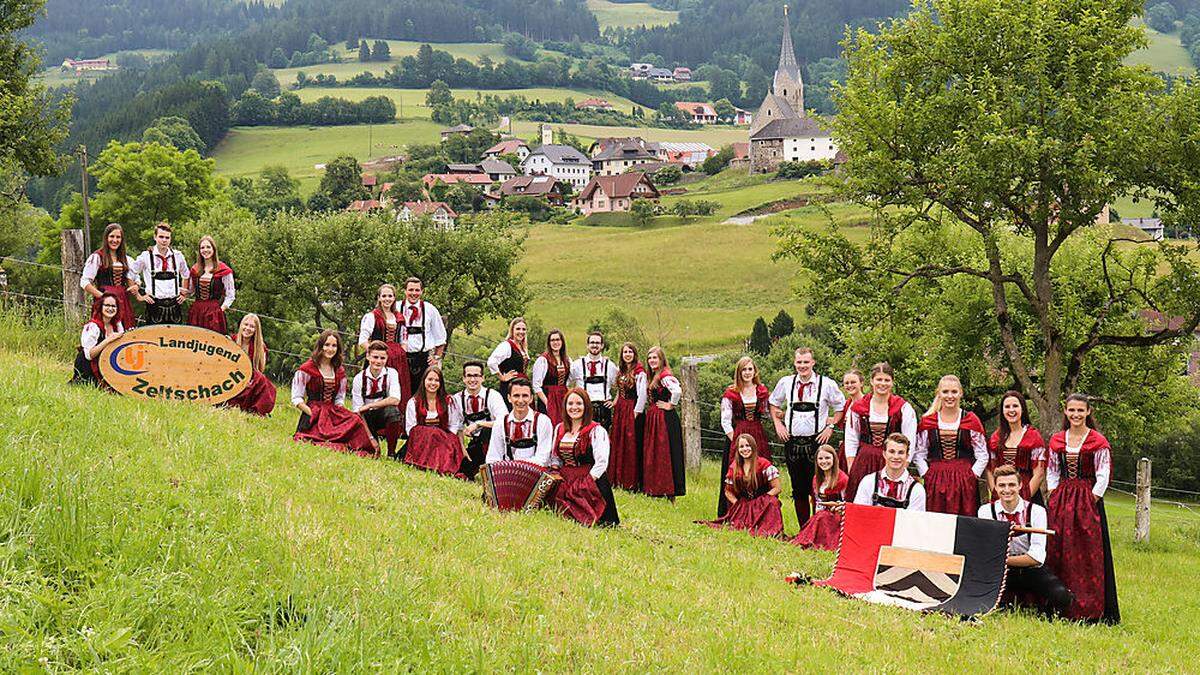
<box><xmin>772</xmin><ymin>4</ymin><xmax>804</xmax><ymax>115</ymax></box>
<box><xmin>776</xmin><ymin>4</ymin><xmax>801</xmax><ymax>85</ymax></box>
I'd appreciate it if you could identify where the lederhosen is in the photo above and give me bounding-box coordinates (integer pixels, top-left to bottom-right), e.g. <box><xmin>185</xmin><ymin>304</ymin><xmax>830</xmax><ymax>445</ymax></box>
<box><xmin>783</xmin><ymin>374</ymin><xmax>825</xmax><ymax>525</ymax></box>
<box><xmin>404</xmin><ymin>301</ymin><xmax>429</xmax><ymax>396</ymax></box>
<box><xmin>506</xmin><ymin>412</ymin><xmax>540</xmax><ymax>461</ymax></box>
<box><xmin>580</xmin><ymin>358</ymin><xmax>613</xmax><ymax>428</ymax></box>
<box><xmin>497</xmin><ymin>342</ymin><xmax>528</xmax><ymax>406</ymax></box>
<box><xmin>990</xmin><ymin>501</ymin><xmax>1074</xmax><ymax>614</ymax></box>
<box><xmin>871</xmin><ymin>471</ymin><xmax>914</xmax><ymax>509</ymax></box>
<box><xmin>143</xmin><ymin>248</ymin><xmax>183</xmax><ymax>325</ymax></box>
<box><xmin>460</xmin><ymin>387</ymin><xmax>496</xmax><ymax>479</ymax></box>
<box><xmin>358</xmin><ymin>369</ymin><xmax>401</xmax><ymax>433</ymax></box>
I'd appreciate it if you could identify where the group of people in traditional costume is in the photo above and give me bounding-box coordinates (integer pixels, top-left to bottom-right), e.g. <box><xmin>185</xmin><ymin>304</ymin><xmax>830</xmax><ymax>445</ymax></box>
<box><xmin>66</xmin><ymin>227</ymin><xmax>1120</xmax><ymax>624</ymax></box>
<box><xmin>695</xmin><ymin>348</ymin><xmax>1117</xmax><ymax>625</ymax></box>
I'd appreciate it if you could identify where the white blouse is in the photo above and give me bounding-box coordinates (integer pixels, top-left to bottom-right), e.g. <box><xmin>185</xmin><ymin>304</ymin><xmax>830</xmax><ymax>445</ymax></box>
<box><xmin>192</xmin><ymin>271</ymin><xmax>236</xmax><ymax>310</ymax></box>
<box><xmin>487</xmin><ymin>340</ymin><xmax>528</xmax><ymax>374</ymax></box>
<box><xmin>1045</xmin><ymin>430</ymin><xmax>1111</xmax><ymax>498</ymax></box>
<box><xmin>911</xmin><ymin>410</ymin><xmax>990</xmax><ymax>477</ymax></box>
<box><xmin>357</xmin><ymin>310</ymin><xmax>406</xmax><ymax>347</ymax></box>
<box><xmin>843</xmin><ymin>399</ymin><xmax>918</xmax><ymax>459</ymax></box>
<box><xmin>552</xmin><ymin>424</ymin><xmax>610</xmax><ymax>480</ymax></box>
<box><xmin>80</xmin><ymin>321</ymin><xmax>125</xmax><ymax>357</ymax></box>
<box><xmin>290</xmin><ymin>369</ymin><xmax>347</xmax><ymax>406</ymax></box>
<box><xmin>531</xmin><ymin>355</ymin><xmax>571</xmax><ymax>394</ymax></box>
<box><xmin>651</xmin><ymin>375</ymin><xmax>682</xmax><ymax>405</ymax></box>
<box><xmin>720</xmin><ymin>391</ymin><xmax>760</xmax><ymax>434</ymax></box>
<box><xmin>403</xmin><ymin>396</ymin><xmax>464</xmax><ymax>435</ymax></box>
<box><xmin>80</xmin><ymin>252</ymin><xmax>136</xmax><ymax>288</ymax></box>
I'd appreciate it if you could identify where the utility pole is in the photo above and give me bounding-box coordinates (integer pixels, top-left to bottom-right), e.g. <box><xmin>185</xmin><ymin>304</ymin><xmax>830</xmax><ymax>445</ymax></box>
<box><xmin>368</xmin><ymin>122</ymin><xmax>373</xmax><ymax>158</ymax></box>
<box><xmin>78</xmin><ymin>146</ymin><xmax>91</xmax><ymax>250</ymax></box>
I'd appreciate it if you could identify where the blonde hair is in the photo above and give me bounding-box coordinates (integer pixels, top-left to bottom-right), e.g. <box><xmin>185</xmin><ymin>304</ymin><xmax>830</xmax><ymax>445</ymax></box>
<box><xmin>925</xmin><ymin>374</ymin><xmax>963</xmax><ymax>417</ymax></box>
<box><xmin>732</xmin><ymin>355</ymin><xmax>762</xmax><ymax>387</ymax></box>
<box><xmin>506</xmin><ymin>316</ymin><xmax>528</xmax><ymax>352</ymax></box>
<box><xmin>647</xmin><ymin>345</ymin><xmax>669</xmax><ymax>388</ymax></box>
<box><xmin>374</xmin><ymin>283</ymin><xmax>398</xmax><ymax>313</ymax></box>
<box><xmin>235</xmin><ymin>313</ymin><xmax>267</xmax><ymax>372</ymax></box>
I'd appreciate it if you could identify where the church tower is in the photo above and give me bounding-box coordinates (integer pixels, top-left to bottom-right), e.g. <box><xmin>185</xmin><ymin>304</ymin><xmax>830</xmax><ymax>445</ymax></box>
<box><xmin>772</xmin><ymin>4</ymin><xmax>804</xmax><ymax>114</ymax></box>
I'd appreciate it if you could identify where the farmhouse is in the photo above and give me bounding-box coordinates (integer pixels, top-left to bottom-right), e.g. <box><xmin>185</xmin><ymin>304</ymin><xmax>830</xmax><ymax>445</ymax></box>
<box><xmin>440</xmin><ymin>124</ymin><xmax>474</xmax><ymax>142</ymax></box>
<box><xmin>483</xmin><ymin>138</ymin><xmax>530</xmax><ymax>161</ymax></box>
<box><xmin>521</xmin><ymin>144</ymin><xmax>592</xmax><ymax>189</ymax></box>
<box><xmin>649</xmin><ymin>67</ymin><xmax>675</xmax><ymax>82</ymax></box>
<box><xmin>399</xmin><ymin>201</ymin><xmax>457</xmax><ymax>228</ymax></box>
<box><xmin>575</xmin><ymin>172</ymin><xmax>660</xmax><ymax>215</ymax></box>
<box><xmin>1123</xmin><ymin>217</ymin><xmax>1165</xmax><ymax>241</ymax></box>
<box><xmin>733</xmin><ymin>108</ymin><xmax>754</xmax><ymax>125</ymax></box>
<box><xmin>675</xmin><ymin>101</ymin><xmax>717</xmax><ymax>125</ymax></box>
<box><xmin>592</xmin><ymin>140</ymin><xmax>657</xmax><ymax>176</ymax></box>
<box><xmin>629</xmin><ymin>63</ymin><xmax>654</xmax><ymax>79</ymax></box>
<box><xmin>61</xmin><ymin>58</ymin><xmax>116</xmax><ymax>74</ymax></box>
<box><xmin>346</xmin><ymin>199</ymin><xmax>382</xmax><ymax>213</ymax></box>
<box><xmin>673</xmin><ymin>67</ymin><xmax>692</xmax><ymax>82</ymax></box>
<box><xmin>500</xmin><ymin>175</ymin><xmax>567</xmax><ymax>205</ymax></box>
<box><xmin>575</xmin><ymin>98</ymin><xmax>614</xmax><ymax>111</ymax></box>
<box><xmin>421</xmin><ymin>173</ymin><xmax>493</xmax><ymax>190</ymax></box>
<box><xmin>749</xmin><ymin>5</ymin><xmax>840</xmax><ymax>172</ymax></box>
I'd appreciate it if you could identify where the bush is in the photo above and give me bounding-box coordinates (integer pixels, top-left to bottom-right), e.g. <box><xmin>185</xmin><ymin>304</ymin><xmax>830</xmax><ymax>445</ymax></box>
<box><xmin>702</xmin><ymin>145</ymin><xmax>735</xmax><ymax>175</ymax></box>
<box><xmin>653</xmin><ymin>165</ymin><xmax>682</xmax><ymax>185</ymax></box>
<box><xmin>775</xmin><ymin>160</ymin><xmax>825</xmax><ymax>179</ymax></box>
<box><xmin>748</xmin><ymin>317</ymin><xmax>771</xmax><ymax>355</ymax></box>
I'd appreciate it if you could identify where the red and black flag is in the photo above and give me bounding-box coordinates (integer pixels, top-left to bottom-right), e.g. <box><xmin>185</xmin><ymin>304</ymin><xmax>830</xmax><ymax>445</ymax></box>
<box><xmin>792</xmin><ymin>504</ymin><xmax>1011</xmax><ymax>617</ymax></box>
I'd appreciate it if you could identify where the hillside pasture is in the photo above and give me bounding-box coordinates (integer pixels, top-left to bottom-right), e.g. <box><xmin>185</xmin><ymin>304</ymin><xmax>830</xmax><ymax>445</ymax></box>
<box><xmin>0</xmin><ymin>340</ymin><xmax>1194</xmax><ymax>669</ymax></box>
<box><xmin>289</xmin><ymin>86</ymin><xmax>644</xmax><ymax>117</ymax></box>
<box><xmin>510</xmin><ymin>120</ymin><xmax>748</xmax><ymax>148</ymax></box>
<box><xmin>587</xmin><ymin>0</ymin><xmax>678</xmax><ymax>29</ymax></box>
<box><xmin>1126</xmin><ymin>19</ymin><xmax>1196</xmax><ymax>74</ymax></box>
<box><xmin>35</xmin><ymin>49</ymin><xmax>174</xmax><ymax>88</ymax></box>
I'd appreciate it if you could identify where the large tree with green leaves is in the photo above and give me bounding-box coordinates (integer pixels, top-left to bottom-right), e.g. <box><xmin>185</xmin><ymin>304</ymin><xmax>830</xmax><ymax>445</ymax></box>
<box><xmin>1</xmin><ymin>0</ymin><xmax>70</xmax><ymax>184</ymax></box>
<box><xmin>780</xmin><ymin>0</ymin><xmax>1200</xmax><ymax>433</ymax></box>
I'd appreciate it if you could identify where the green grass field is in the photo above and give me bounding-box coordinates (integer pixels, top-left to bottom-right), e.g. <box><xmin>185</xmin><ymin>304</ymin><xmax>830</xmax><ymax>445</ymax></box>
<box><xmin>290</xmin><ymin>86</ymin><xmax>644</xmax><ymax>117</ymax></box>
<box><xmin>34</xmin><ymin>49</ymin><xmax>174</xmax><ymax>88</ymax></box>
<box><xmin>1126</xmin><ymin>19</ymin><xmax>1196</xmax><ymax>74</ymax></box>
<box><xmin>587</xmin><ymin>0</ymin><xmax>678</xmax><ymax>29</ymax></box>
<box><xmin>0</xmin><ymin>326</ymin><xmax>1195</xmax><ymax>668</ymax></box>
<box><xmin>271</xmin><ymin>40</ymin><xmax>557</xmax><ymax>86</ymax></box>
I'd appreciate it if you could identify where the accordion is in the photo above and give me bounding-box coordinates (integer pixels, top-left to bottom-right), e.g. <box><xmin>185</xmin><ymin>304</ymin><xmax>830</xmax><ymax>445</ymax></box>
<box><xmin>480</xmin><ymin>460</ymin><xmax>560</xmax><ymax>511</ymax></box>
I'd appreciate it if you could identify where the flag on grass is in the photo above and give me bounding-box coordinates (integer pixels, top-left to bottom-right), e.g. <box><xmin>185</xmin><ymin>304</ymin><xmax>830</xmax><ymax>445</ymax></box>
<box><xmin>797</xmin><ymin>504</ymin><xmax>1011</xmax><ymax>617</ymax></box>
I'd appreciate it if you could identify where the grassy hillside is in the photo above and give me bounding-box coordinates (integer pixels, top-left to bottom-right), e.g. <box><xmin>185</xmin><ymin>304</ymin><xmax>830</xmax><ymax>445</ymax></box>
<box><xmin>510</xmin><ymin>120</ymin><xmax>747</xmax><ymax>147</ymax></box>
<box><xmin>1126</xmin><ymin>19</ymin><xmax>1196</xmax><ymax>74</ymax></box>
<box><xmin>0</xmin><ymin>339</ymin><xmax>1196</xmax><ymax>668</ymax></box>
<box><xmin>270</xmin><ymin>40</ymin><xmax>548</xmax><ymax>86</ymax></box>
<box><xmin>35</xmin><ymin>49</ymin><xmax>174</xmax><ymax>87</ymax></box>
<box><xmin>587</xmin><ymin>0</ymin><xmax>679</xmax><ymax>29</ymax></box>
<box><xmin>290</xmin><ymin>86</ymin><xmax>645</xmax><ymax>116</ymax></box>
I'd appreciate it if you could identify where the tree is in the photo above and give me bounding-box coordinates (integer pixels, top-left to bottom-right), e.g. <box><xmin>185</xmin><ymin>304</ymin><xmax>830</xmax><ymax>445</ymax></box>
<box><xmin>587</xmin><ymin>308</ymin><xmax>648</xmax><ymax>357</ymax></box>
<box><xmin>748</xmin><ymin>317</ymin><xmax>771</xmax><ymax>355</ymax></box>
<box><xmin>251</xmin><ymin>69</ymin><xmax>281</xmax><ymax>98</ymax></box>
<box><xmin>371</xmin><ymin>40</ymin><xmax>391</xmax><ymax>62</ymax></box>
<box><xmin>315</xmin><ymin>155</ymin><xmax>368</xmax><ymax>210</ymax></box>
<box><xmin>230</xmin><ymin>165</ymin><xmax>304</xmax><ymax>217</ymax></box>
<box><xmin>630</xmin><ymin>198</ymin><xmax>655</xmax><ymax>227</ymax></box>
<box><xmin>781</xmin><ymin>0</ymin><xmax>1200</xmax><ymax>434</ymax></box>
<box><xmin>141</xmin><ymin>116</ymin><xmax>205</xmax><ymax>154</ymax></box>
<box><xmin>713</xmin><ymin>98</ymin><xmax>736</xmax><ymax>122</ymax></box>
<box><xmin>385</xmin><ymin>178</ymin><xmax>425</xmax><ymax>203</ymax></box>
<box><xmin>769</xmin><ymin>310</ymin><xmax>795</xmax><ymax>340</ymax></box>
<box><xmin>670</xmin><ymin>200</ymin><xmax>695</xmax><ymax>220</ymax></box>
<box><xmin>358</xmin><ymin>42</ymin><xmax>372</xmax><ymax>63</ymax></box>
<box><xmin>504</xmin><ymin>195</ymin><xmax>552</xmax><ymax>221</ymax></box>
<box><xmin>702</xmin><ymin>145</ymin><xmax>735</xmax><ymax>175</ymax></box>
<box><xmin>1</xmin><ymin>0</ymin><xmax>71</xmax><ymax>178</ymax></box>
<box><xmin>502</xmin><ymin>32</ymin><xmax>539</xmax><ymax>61</ymax></box>
<box><xmin>445</xmin><ymin>183</ymin><xmax>478</xmax><ymax>214</ymax></box>
<box><xmin>426</xmin><ymin>79</ymin><xmax>453</xmax><ymax>108</ymax></box>
<box><xmin>1145</xmin><ymin>2</ymin><xmax>1178</xmax><ymax>33</ymax></box>
<box><xmin>653</xmin><ymin>165</ymin><xmax>682</xmax><ymax>185</ymax></box>
<box><xmin>707</xmin><ymin>69</ymin><xmax>742</xmax><ymax>106</ymax></box>
<box><xmin>268</xmin><ymin>48</ymin><xmax>288</xmax><ymax>69</ymax></box>
<box><xmin>55</xmin><ymin>140</ymin><xmax>224</xmax><ymax>246</ymax></box>
<box><xmin>776</xmin><ymin>160</ymin><xmax>823</xmax><ymax>179</ymax></box>
<box><xmin>345</xmin><ymin>37</ymin><xmax>360</xmax><ymax>50</ymax></box>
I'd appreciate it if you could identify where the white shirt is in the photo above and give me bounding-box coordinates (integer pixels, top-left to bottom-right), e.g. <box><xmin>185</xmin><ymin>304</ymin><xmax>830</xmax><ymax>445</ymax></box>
<box><xmin>853</xmin><ymin>470</ymin><xmax>926</xmax><ymax>511</ymax></box>
<box><xmin>552</xmin><ymin>423</ymin><xmax>610</xmax><ymax>480</ymax></box>
<box><xmin>1045</xmin><ymin>429</ymin><xmax>1111</xmax><ymax>498</ymax></box>
<box><xmin>455</xmin><ymin>386</ymin><xmax>508</xmax><ymax>438</ymax></box>
<box><xmin>80</xmin><ymin>321</ymin><xmax>125</xmax><ymax>357</ymax></box>
<box><xmin>290</xmin><ymin>369</ymin><xmax>346</xmax><ymax>406</ymax></box>
<box><xmin>624</xmin><ymin>370</ymin><xmax>649</xmax><ymax>414</ymax></box>
<box><xmin>844</xmin><ymin>398</ymin><xmax>918</xmax><ymax>459</ymax></box>
<box><xmin>568</xmin><ymin>355</ymin><xmax>617</xmax><ymax>402</ymax></box>
<box><xmin>649</xmin><ymin>374</ymin><xmax>682</xmax><ymax>405</ymax></box>
<box><xmin>350</xmin><ymin>366</ymin><xmax>402</xmax><ymax>412</ymax></box>
<box><xmin>190</xmin><ymin>269</ymin><xmax>236</xmax><ymax>310</ymax></box>
<box><xmin>404</xmin><ymin>395</ymin><xmax>463</xmax><ymax>435</ymax></box>
<box><xmin>486</xmin><ymin>340</ymin><xmax>528</xmax><ymax>374</ymax></box>
<box><xmin>768</xmin><ymin>372</ymin><xmax>846</xmax><ymax>437</ymax></box>
<box><xmin>357</xmin><ymin>310</ymin><xmax>406</xmax><ymax>347</ymax></box>
<box><xmin>531</xmin><ymin>354</ymin><xmax>570</xmax><ymax>395</ymax></box>
<box><xmin>912</xmin><ymin>410</ymin><xmax>990</xmax><ymax>477</ymax></box>
<box><xmin>399</xmin><ymin>300</ymin><xmax>447</xmax><ymax>353</ymax></box>
<box><xmin>131</xmin><ymin>247</ymin><xmax>190</xmax><ymax>299</ymax></box>
<box><xmin>80</xmin><ymin>252</ymin><xmax>136</xmax><ymax>289</ymax></box>
<box><xmin>721</xmin><ymin>390</ymin><xmax>761</xmax><ymax>435</ymax></box>
<box><xmin>978</xmin><ymin>499</ymin><xmax>1048</xmax><ymax>565</ymax></box>
<box><xmin>486</xmin><ymin>410</ymin><xmax>554</xmax><ymax>466</ymax></box>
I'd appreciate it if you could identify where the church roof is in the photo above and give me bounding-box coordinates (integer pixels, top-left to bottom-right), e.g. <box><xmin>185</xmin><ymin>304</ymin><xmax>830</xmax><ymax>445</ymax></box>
<box><xmin>759</xmin><ymin>93</ymin><xmax>798</xmax><ymax>120</ymax></box>
<box><xmin>775</xmin><ymin>5</ymin><xmax>802</xmax><ymax>89</ymax></box>
<box><xmin>750</xmin><ymin>116</ymin><xmax>831</xmax><ymax>140</ymax></box>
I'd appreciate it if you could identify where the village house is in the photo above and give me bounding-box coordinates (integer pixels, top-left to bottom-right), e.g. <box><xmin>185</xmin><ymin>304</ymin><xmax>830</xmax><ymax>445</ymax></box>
<box><xmin>439</xmin><ymin>124</ymin><xmax>474</xmax><ymax>142</ymax></box>
<box><xmin>733</xmin><ymin>108</ymin><xmax>754</xmax><ymax>125</ymax></box>
<box><xmin>482</xmin><ymin>138</ymin><xmax>530</xmax><ymax>161</ymax></box>
<box><xmin>575</xmin><ymin>98</ymin><xmax>614</xmax><ymax>111</ymax></box>
<box><xmin>674</xmin><ymin>102</ymin><xmax>718</xmax><ymax>124</ymax></box>
<box><xmin>399</xmin><ymin>201</ymin><xmax>457</xmax><ymax>228</ymax></box>
<box><xmin>479</xmin><ymin>158</ymin><xmax>517</xmax><ymax>182</ymax></box>
<box><xmin>421</xmin><ymin>173</ymin><xmax>493</xmax><ymax>190</ymax></box>
<box><xmin>346</xmin><ymin>199</ymin><xmax>382</xmax><ymax>213</ymax></box>
<box><xmin>673</xmin><ymin>67</ymin><xmax>692</xmax><ymax>82</ymax></box>
<box><xmin>361</xmin><ymin>174</ymin><xmax>378</xmax><ymax>190</ymax></box>
<box><xmin>520</xmin><ymin>144</ymin><xmax>592</xmax><ymax>190</ymax></box>
<box><xmin>629</xmin><ymin>63</ymin><xmax>654</xmax><ymax>79</ymax></box>
<box><xmin>589</xmin><ymin>137</ymin><xmax>658</xmax><ymax>156</ymax></box>
<box><xmin>61</xmin><ymin>58</ymin><xmax>116</xmax><ymax>74</ymax></box>
<box><xmin>592</xmin><ymin>140</ymin><xmax>657</xmax><ymax>176</ymax></box>
<box><xmin>575</xmin><ymin>172</ymin><xmax>660</xmax><ymax>215</ymax></box>
<box><xmin>728</xmin><ymin>142</ymin><xmax>751</xmax><ymax>169</ymax></box>
<box><xmin>500</xmin><ymin>175</ymin><xmax>567</xmax><ymax>205</ymax></box>
<box><xmin>649</xmin><ymin>67</ymin><xmax>675</xmax><ymax>83</ymax></box>
<box><xmin>655</xmin><ymin>141</ymin><xmax>715</xmax><ymax>168</ymax></box>
<box><xmin>1123</xmin><ymin>217</ymin><xmax>1165</xmax><ymax>241</ymax></box>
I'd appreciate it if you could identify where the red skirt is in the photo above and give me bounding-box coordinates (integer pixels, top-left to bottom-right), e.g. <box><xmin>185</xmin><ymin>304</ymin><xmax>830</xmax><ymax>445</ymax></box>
<box><xmin>384</xmin><ymin>342</ymin><xmax>412</xmax><ymax>410</ymax></box>
<box><xmin>923</xmin><ymin>458</ymin><xmax>979</xmax><ymax>516</ymax></box>
<box><xmin>609</xmin><ymin>398</ymin><xmax>641</xmax><ymax>490</ymax></box>
<box><xmin>294</xmin><ymin>401</ymin><xmax>377</xmax><ymax>457</ymax></box>
<box><xmin>1047</xmin><ymin>480</ymin><xmax>1120</xmax><ymax>623</ymax></box>
<box><xmin>836</xmin><ymin>440</ymin><xmax>849</xmax><ymax>474</ymax></box>
<box><xmin>542</xmin><ymin>384</ymin><xmax>567</xmax><ymax>427</ymax></box>
<box><xmin>642</xmin><ymin>406</ymin><xmax>683</xmax><ymax>497</ymax></box>
<box><xmin>92</xmin><ymin>285</ymin><xmax>136</xmax><ymax>330</ymax></box>
<box><xmin>699</xmin><ymin>493</ymin><xmax>784</xmax><ymax>538</ymax></box>
<box><xmin>404</xmin><ymin>425</ymin><xmax>466</xmax><ymax>477</ymax></box>
<box><xmin>226</xmin><ymin>370</ymin><xmax>277</xmax><ymax>416</ymax></box>
<box><xmin>187</xmin><ymin>299</ymin><xmax>227</xmax><ymax>334</ymax></box>
<box><xmin>846</xmin><ymin>444</ymin><xmax>885</xmax><ymax>499</ymax></box>
<box><xmin>729</xmin><ymin>418</ymin><xmax>771</xmax><ymax>462</ymax></box>
<box><xmin>551</xmin><ymin>465</ymin><xmax>607</xmax><ymax>526</ymax></box>
<box><xmin>790</xmin><ymin>509</ymin><xmax>841</xmax><ymax>550</ymax></box>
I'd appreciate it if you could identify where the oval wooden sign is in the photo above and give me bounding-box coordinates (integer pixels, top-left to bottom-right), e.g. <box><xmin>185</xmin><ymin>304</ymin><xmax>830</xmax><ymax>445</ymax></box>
<box><xmin>98</xmin><ymin>324</ymin><xmax>253</xmax><ymax>405</ymax></box>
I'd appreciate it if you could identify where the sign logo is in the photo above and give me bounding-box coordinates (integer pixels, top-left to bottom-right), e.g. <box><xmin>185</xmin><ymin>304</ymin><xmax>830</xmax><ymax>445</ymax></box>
<box><xmin>99</xmin><ymin>325</ymin><xmax>253</xmax><ymax>405</ymax></box>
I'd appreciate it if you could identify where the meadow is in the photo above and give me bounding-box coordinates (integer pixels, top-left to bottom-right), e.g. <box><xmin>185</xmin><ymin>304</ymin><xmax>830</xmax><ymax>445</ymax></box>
<box><xmin>1125</xmin><ymin>19</ymin><xmax>1196</xmax><ymax>74</ymax></box>
<box><xmin>270</xmin><ymin>40</ymin><xmax>543</xmax><ymax>86</ymax></box>
<box><xmin>586</xmin><ymin>0</ymin><xmax>679</xmax><ymax>29</ymax></box>
<box><xmin>0</xmin><ymin>327</ymin><xmax>1195</xmax><ymax>669</ymax></box>
<box><xmin>289</xmin><ymin>86</ymin><xmax>645</xmax><ymax>116</ymax></box>
<box><xmin>34</xmin><ymin>48</ymin><xmax>174</xmax><ymax>88</ymax></box>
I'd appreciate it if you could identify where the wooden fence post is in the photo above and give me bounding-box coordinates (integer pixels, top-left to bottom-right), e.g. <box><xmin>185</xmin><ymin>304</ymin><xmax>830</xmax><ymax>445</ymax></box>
<box><xmin>1135</xmin><ymin>457</ymin><xmax>1151</xmax><ymax>544</ymax></box>
<box><xmin>680</xmin><ymin>358</ymin><xmax>701</xmax><ymax>472</ymax></box>
<box><xmin>61</xmin><ymin>229</ymin><xmax>86</xmax><ymax>324</ymax></box>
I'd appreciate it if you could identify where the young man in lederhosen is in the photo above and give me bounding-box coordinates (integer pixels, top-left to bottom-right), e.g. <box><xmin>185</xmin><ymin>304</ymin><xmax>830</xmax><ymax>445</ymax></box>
<box><xmin>457</xmin><ymin>360</ymin><xmax>507</xmax><ymax>479</ymax></box>
<box><xmin>568</xmin><ymin>331</ymin><xmax>617</xmax><ymax>429</ymax></box>
<box><xmin>132</xmin><ymin>222</ymin><xmax>189</xmax><ymax>325</ymax></box>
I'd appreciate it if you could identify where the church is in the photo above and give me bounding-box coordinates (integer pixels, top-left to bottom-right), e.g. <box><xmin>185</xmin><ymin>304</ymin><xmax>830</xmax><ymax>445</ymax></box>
<box><xmin>748</xmin><ymin>5</ymin><xmax>839</xmax><ymax>173</ymax></box>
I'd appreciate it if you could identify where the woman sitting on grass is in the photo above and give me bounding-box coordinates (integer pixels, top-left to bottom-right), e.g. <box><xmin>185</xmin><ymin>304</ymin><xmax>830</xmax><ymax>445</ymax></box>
<box><xmin>403</xmin><ymin>366</ymin><xmax>466</xmax><ymax>477</ymax></box>
<box><xmin>71</xmin><ymin>291</ymin><xmax>126</xmax><ymax>390</ymax></box>
<box><xmin>549</xmin><ymin>388</ymin><xmax>620</xmax><ymax>527</ymax></box>
<box><xmin>292</xmin><ymin>330</ymin><xmax>379</xmax><ymax>457</ymax></box>
<box><xmin>225</xmin><ymin>313</ymin><xmax>277</xmax><ymax>416</ymax></box>
<box><xmin>698</xmin><ymin>433</ymin><xmax>783</xmax><ymax>538</ymax></box>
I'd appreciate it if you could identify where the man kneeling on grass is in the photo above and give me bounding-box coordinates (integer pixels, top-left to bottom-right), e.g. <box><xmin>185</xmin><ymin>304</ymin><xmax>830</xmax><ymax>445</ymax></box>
<box><xmin>978</xmin><ymin>464</ymin><xmax>1073</xmax><ymax>617</ymax></box>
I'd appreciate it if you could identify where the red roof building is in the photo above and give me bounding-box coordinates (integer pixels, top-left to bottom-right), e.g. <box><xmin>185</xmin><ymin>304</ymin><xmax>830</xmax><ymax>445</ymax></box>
<box><xmin>674</xmin><ymin>101</ymin><xmax>718</xmax><ymax>124</ymax></box>
<box><xmin>575</xmin><ymin>172</ymin><xmax>660</xmax><ymax>215</ymax></box>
